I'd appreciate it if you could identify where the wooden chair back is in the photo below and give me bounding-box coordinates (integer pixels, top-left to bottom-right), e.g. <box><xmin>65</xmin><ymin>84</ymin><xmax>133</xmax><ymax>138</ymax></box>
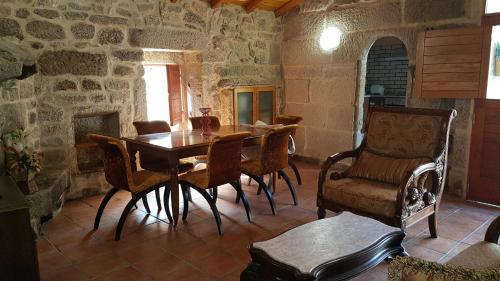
<box><xmin>189</xmin><ymin>116</ymin><xmax>221</xmax><ymax>130</ymax></box>
<box><xmin>133</xmin><ymin>121</ymin><xmax>171</xmax><ymax>135</ymax></box>
<box><xmin>275</xmin><ymin>115</ymin><xmax>302</xmax><ymax>137</ymax></box>
<box><xmin>206</xmin><ymin>132</ymin><xmax>250</xmax><ymax>187</ymax></box>
<box><xmin>87</xmin><ymin>134</ymin><xmax>133</xmax><ymax>191</ymax></box>
<box><xmin>260</xmin><ymin>125</ymin><xmax>298</xmax><ymax>174</ymax></box>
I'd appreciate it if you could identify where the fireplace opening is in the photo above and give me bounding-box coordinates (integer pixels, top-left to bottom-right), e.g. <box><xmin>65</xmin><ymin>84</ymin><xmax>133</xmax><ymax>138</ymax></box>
<box><xmin>73</xmin><ymin>112</ymin><xmax>120</xmax><ymax>173</ymax></box>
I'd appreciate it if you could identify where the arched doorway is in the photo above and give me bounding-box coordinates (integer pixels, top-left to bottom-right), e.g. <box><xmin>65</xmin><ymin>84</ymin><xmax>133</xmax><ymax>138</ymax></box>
<box><xmin>355</xmin><ymin>36</ymin><xmax>409</xmax><ymax>145</ymax></box>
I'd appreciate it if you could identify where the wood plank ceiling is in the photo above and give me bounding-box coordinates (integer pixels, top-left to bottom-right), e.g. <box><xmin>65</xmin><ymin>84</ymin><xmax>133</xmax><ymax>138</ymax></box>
<box><xmin>205</xmin><ymin>0</ymin><xmax>303</xmax><ymax>16</ymax></box>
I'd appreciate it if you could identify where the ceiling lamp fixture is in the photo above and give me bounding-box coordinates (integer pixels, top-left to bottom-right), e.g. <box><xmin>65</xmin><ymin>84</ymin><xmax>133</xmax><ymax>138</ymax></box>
<box><xmin>320</xmin><ymin>26</ymin><xmax>342</xmax><ymax>51</ymax></box>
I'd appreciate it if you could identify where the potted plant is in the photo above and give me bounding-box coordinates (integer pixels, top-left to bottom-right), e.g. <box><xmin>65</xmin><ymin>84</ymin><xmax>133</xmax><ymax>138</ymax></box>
<box><xmin>2</xmin><ymin>129</ymin><xmax>42</xmax><ymax>195</ymax></box>
<box><xmin>496</xmin><ymin>42</ymin><xmax>500</xmax><ymax>76</ymax></box>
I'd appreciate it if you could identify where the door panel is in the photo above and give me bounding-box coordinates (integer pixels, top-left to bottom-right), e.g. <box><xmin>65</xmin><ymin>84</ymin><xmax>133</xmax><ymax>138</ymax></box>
<box><xmin>167</xmin><ymin>65</ymin><xmax>182</xmax><ymax>126</ymax></box>
<box><xmin>468</xmin><ymin>99</ymin><xmax>500</xmax><ymax>205</ymax></box>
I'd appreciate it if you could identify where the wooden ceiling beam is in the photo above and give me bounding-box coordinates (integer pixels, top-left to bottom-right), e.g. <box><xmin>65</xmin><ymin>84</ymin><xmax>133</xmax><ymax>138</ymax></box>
<box><xmin>245</xmin><ymin>0</ymin><xmax>265</xmax><ymax>13</ymax></box>
<box><xmin>211</xmin><ymin>0</ymin><xmax>225</xmax><ymax>8</ymax></box>
<box><xmin>274</xmin><ymin>0</ymin><xmax>303</xmax><ymax>17</ymax></box>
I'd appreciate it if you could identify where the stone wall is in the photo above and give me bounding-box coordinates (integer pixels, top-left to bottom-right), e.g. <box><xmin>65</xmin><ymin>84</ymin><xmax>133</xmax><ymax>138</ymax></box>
<box><xmin>282</xmin><ymin>0</ymin><xmax>484</xmax><ymax>198</ymax></box>
<box><xmin>0</xmin><ymin>0</ymin><xmax>282</xmax><ymax>202</ymax></box>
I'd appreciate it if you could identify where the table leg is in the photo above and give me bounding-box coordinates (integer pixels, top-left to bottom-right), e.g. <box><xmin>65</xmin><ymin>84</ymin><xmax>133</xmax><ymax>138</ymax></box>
<box><xmin>170</xmin><ymin>167</ymin><xmax>180</xmax><ymax>227</ymax></box>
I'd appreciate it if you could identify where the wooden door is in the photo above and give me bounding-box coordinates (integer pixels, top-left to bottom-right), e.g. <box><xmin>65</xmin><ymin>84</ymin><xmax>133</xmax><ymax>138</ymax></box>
<box><xmin>167</xmin><ymin>65</ymin><xmax>182</xmax><ymax>126</ymax></box>
<box><xmin>468</xmin><ymin>99</ymin><xmax>500</xmax><ymax>205</ymax></box>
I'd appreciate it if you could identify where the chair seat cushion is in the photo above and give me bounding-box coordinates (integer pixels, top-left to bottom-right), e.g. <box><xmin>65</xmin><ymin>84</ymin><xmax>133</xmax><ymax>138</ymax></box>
<box><xmin>447</xmin><ymin>241</ymin><xmax>500</xmax><ymax>269</ymax></box>
<box><xmin>131</xmin><ymin>170</ymin><xmax>170</xmax><ymax>193</ymax></box>
<box><xmin>180</xmin><ymin>169</ymin><xmax>209</xmax><ymax>189</ymax></box>
<box><xmin>323</xmin><ymin>178</ymin><xmax>399</xmax><ymax>218</ymax></box>
<box><xmin>348</xmin><ymin>151</ymin><xmax>430</xmax><ymax>185</ymax></box>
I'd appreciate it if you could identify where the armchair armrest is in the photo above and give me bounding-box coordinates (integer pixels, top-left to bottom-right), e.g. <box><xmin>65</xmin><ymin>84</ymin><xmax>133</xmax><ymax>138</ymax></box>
<box><xmin>396</xmin><ymin>161</ymin><xmax>440</xmax><ymax>219</ymax></box>
<box><xmin>317</xmin><ymin>149</ymin><xmax>360</xmax><ymax>195</ymax></box>
<box><xmin>485</xmin><ymin>216</ymin><xmax>500</xmax><ymax>244</ymax></box>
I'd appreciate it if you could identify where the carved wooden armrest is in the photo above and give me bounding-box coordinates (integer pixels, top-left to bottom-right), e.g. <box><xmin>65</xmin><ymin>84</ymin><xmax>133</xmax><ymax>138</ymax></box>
<box><xmin>397</xmin><ymin>161</ymin><xmax>440</xmax><ymax>219</ymax></box>
<box><xmin>317</xmin><ymin>149</ymin><xmax>360</xmax><ymax>197</ymax></box>
<box><xmin>485</xmin><ymin>216</ymin><xmax>500</xmax><ymax>244</ymax></box>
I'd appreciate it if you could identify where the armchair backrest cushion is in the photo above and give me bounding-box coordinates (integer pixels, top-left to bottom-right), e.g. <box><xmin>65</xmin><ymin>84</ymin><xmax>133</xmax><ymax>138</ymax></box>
<box><xmin>348</xmin><ymin>107</ymin><xmax>454</xmax><ymax>185</ymax></box>
<box><xmin>348</xmin><ymin>151</ymin><xmax>430</xmax><ymax>185</ymax></box>
<box><xmin>365</xmin><ymin>109</ymin><xmax>448</xmax><ymax>159</ymax></box>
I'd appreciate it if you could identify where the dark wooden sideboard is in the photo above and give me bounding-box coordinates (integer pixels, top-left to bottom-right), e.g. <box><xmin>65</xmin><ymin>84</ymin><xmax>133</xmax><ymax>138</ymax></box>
<box><xmin>0</xmin><ymin>176</ymin><xmax>40</xmax><ymax>281</ymax></box>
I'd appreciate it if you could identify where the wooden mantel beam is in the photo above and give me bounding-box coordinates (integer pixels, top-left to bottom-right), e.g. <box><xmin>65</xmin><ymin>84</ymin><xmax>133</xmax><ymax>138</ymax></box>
<box><xmin>211</xmin><ymin>0</ymin><xmax>225</xmax><ymax>8</ymax></box>
<box><xmin>274</xmin><ymin>0</ymin><xmax>303</xmax><ymax>17</ymax></box>
<box><xmin>245</xmin><ymin>0</ymin><xmax>265</xmax><ymax>12</ymax></box>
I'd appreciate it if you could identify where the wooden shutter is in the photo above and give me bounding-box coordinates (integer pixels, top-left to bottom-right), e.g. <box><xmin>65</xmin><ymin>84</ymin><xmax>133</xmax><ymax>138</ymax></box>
<box><xmin>167</xmin><ymin>65</ymin><xmax>182</xmax><ymax>126</ymax></box>
<box><xmin>414</xmin><ymin>27</ymin><xmax>488</xmax><ymax>99</ymax></box>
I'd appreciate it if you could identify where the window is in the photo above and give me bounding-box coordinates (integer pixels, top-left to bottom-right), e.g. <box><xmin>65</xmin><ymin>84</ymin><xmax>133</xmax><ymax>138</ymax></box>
<box><xmin>486</xmin><ymin>25</ymin><xmax>500</xmax><ymax>99</ymax></box>
<box><xmin>144</xmin><ymin>65</ymin><xmax>170</xmax><ymax>123</ymax></box>
<box><xmin>486</xmin><ymin>0</ymin><xmax>500</xmax><ymax>14</ymax></box>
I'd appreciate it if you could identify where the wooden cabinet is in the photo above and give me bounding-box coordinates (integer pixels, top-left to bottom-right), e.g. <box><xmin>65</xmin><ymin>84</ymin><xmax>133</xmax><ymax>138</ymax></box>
<box><xmin>233</xmin><ymin>86</ymin><xmax>276</xmax><ymax>125</ymax></box>
<box><xmin>414</xmin><ymin>27</ymin><xmax>489</xmax><ymax>99</ymax></box>
<box><xmin>0</xmin><ymin>177</ymin><xmax>40</xmax><ymax>281</ymax></box>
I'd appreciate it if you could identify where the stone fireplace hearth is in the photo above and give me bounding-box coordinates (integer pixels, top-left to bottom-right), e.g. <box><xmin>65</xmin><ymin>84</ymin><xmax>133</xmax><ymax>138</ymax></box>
<box><xmin>74</xmin><ymin>112</ymin><xmax>120</xmax><ymax>173</ymax></box>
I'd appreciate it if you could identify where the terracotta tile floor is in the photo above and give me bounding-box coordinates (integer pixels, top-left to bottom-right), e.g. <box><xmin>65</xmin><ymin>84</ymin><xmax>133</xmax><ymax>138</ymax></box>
<box><xmin>38</xmin><ymin>161</ymin><xmax>499</xmax><ymax>281</ymax></box>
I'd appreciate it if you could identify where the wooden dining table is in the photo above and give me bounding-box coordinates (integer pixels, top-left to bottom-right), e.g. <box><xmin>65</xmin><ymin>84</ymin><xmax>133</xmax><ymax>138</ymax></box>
<box><xmin>122</xmin><ymin>125</ymin><xmax>274</xmax><ymax>227</ymax></box>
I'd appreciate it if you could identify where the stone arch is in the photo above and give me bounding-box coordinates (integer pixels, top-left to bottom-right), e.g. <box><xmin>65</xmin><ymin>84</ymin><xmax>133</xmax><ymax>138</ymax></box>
<box><xmin>354</xmin><ymin>35</ymin><xmax>410</xmax><ymax>146</ymax></box>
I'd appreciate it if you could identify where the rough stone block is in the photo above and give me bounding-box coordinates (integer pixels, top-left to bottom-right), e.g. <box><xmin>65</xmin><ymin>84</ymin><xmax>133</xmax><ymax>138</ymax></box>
<box><xmin>15</xmin><ymin>8</ymin><xmax>29</xmax><ymax>19</ymax></box>
<box><xmin>282</xmin><ymin>39</ymin><xmax>331</xmax><ymax>66</ymax></box>
<box><xmin>34</xmin><ymin>9</ymin><xmax>59</xmax><ymax>19</ymax></box>
<box><xmin>38</xmin><ymin>104</ymin><xmax>63</xmax><ymax>123</ymax></box>
<box><xmin>71</xmin><ymin>22</ymin><xmax>95</xmax><ymax>40</ymax></box>
<box><xmin>64</xmin><ymin>11</ymin><xmax>88</xmax><ymax>20</ymax></box>
<box><xmin>327</xmin><ymin>1</ymin><xmax>401</xmax><ymax>33</ymax></box>
<box><xmin>129</xmin><ymin>28</ymin><xmax>208</xmax><ymax>50</ymax></box>
<box><xmin>405</xmin><ymin>0</ymin><xmax>466</xmax><ymax>23</ymax></box>
<box><xmin>38</xmin><ymin>50</ymin><xmax>107</xmax><ymax>76</ymax></box>
<box><xmin>286</xmin><ymin>102</ymin><xmax>328</xmax><ymax>128</ymax></box>
<box><xmin>54</xmin><ymin>80</ymin><xmax>77</xmax><ymax>91</ymax></box>
<box><xmin>89</xmin><ymin>15</ymin><xmax>128</xmax><ymax>25</ymax></box>
<box><xmin>81</xmin><ymin>79</ymin><xmax>102</xmax><ymax>91</ymax></box>
<box><xmin>326</xmin><ymin>105</ymin><xmax>355</xmax><ymax>132</ymax></box>
<box><xmin>105</xmin><ymin>79</ymin><xmax>129</xmax><ymax>90</ymax></box>
<box><xmin>97</xmin><ymin>28</ymin><xmax>124</xmax><ymax>45</ymax></box>
<box><xmin>285</xmin><ymin>79</ymin><xmax>310</xmax><ymax>103</ymax></box>
<box><xmin>113</xmin><ymin>65</ymin><xmax>134</xmax><ymax>77</ymax></box>
<box><xmin>309</xmin><ymin>78</ymin><xmax>356</xmax><ymax>106</ymax></box>
<box><xmin>0</xmin><ymin>61</ymin><xmax>22</xmax><ymax>80</ymax></box>
<box><xmin>0</xmin><ymin>18</ymin><xmax>21</xmax><ymax>39</ymax></box>
<box><xmin>305</xmin><ymin>128</ymin><xmax>353</xmax><ymax>160</ymax></box>
<box><xmin>183</xmin><ymin>11</ymin><xmax>206</xmax><ymax>30</ymax></box>
<box><xmin>112</xmin><ymin>49</ymin><xmax>143</xmax><ymax>61</ymax></box>
<box><xmin>26</xmin><ymin>20</ymin><xmax>65</xmax><ymax>40</ymax></box>
<box><xmin>0</xmin><ymin>103</ymin><xmax>26</xmax><ymax>131</ymax></box>
<box><xmin>284</xmin><ymin>11</ymin><xmax>325</xmax><ymax>40</ymax></box>
<box><xmin>283</xmin><ymin>65</ymin><xmax>322</xmax><ymax>79</ymax></box>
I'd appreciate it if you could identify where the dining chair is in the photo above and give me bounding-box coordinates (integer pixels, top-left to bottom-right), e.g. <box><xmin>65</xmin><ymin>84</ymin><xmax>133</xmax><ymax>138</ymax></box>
<box><xmin>239</xmin><ymin>125</ymin><xmax>299</xmax><ymax>215</ymax></box>
<box><xmin>165</xmin><ymin>132</ymin><xmax>252</xmax><ymax>235</ymax></box>
<box><xmin>132</xmin><ymin>121</ymin><xmax>194</xmax><ymax>212</ymax></box>
<box><xmin>189</xmin><ymin>116</ymin><xmax>221</xmax><ymax>130</ymax></box>
<box><xmin>88</xmin><ymin>134</ymin><xmax>171</xmax><ymax>241</ymax></box>
<box><xmin>275</xmin><ymin>115</ymin><xmax>303</xmax><ymax>185</ymax></box>
<box><xmin>188</xmin><ymin>116</ymin><xmax>222</xmax><ymax>197</ymax></box>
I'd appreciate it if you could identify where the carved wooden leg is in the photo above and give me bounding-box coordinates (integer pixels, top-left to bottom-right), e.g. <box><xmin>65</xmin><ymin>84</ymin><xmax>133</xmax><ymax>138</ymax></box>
<box><xmin>428</xmin><ymin>213</ymin><xmax>438</xmax><ymax>238</ymax></box>
<box><xmin>163</xmin><ymin>185</ymin><xmax>173</xmax><ymax>223</ymax></box>
<box><xmin>116</xmin><ymin>191</ymin><xmax>147</xmax><ymax>241</ymax></box>
<box><xmin>231</xmin><ymin>180</ymin><xmax>251</xmax><ymax>222</ymax></box>
<box><xmin>278</xmin><ymin>170</ymin><xmax>298</xmax><ymax>206</ymax></box>
<box><xmin>288</xmin><ymin>159</ymin><xmax>302</xmax><ymax>185</ymax></box>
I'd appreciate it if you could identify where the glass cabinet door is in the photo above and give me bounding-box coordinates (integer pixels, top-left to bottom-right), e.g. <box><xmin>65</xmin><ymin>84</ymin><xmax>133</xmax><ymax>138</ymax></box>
<box><xmin>236</xmin><ymin>92</ymin><xmax>253</xmax><ymax>125</ymax></box>
<box><xmin>258</xmin><ymin>91</ymin><xmax>274</xmax><ymax>124</ymax></box>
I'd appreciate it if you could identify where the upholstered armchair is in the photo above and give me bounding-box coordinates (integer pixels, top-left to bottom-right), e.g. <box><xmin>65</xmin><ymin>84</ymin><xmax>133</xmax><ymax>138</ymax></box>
<box><xmin>317</xmin><ymin>107</ymin><xmax>457</xmax><ymax>237</ymax></box>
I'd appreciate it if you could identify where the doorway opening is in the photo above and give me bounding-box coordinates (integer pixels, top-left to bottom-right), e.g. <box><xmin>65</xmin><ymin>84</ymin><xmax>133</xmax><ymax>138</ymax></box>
<box><xmin>355</xmin><ymin>36</ymin><xmax>409</xmax><ymax>145</ymax></box>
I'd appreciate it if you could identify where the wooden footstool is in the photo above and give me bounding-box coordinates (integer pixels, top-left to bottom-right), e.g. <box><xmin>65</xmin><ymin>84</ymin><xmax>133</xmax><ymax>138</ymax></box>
<box><xmin>241</xmin><ymin>212</ymin><xmax>406</xmax><ymax>281</ymax></box>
